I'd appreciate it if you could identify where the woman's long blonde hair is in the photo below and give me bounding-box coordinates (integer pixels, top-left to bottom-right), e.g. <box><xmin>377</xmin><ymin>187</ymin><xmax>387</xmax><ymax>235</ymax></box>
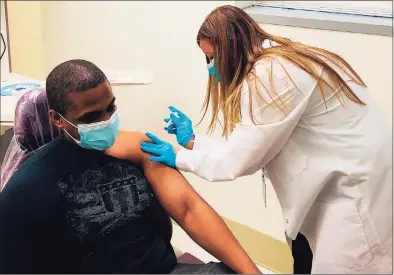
<box><xmin>196</xmin><ymin>5</ymin><xmax>366</xmax><ymax>138</ymax></box>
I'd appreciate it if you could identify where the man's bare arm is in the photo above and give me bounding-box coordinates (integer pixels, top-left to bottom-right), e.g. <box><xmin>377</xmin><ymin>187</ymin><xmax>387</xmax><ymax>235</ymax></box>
<box><xmin>106</xmin><ymin>131</ymin><xmax>261</xmax><ymax>274</ymax></box>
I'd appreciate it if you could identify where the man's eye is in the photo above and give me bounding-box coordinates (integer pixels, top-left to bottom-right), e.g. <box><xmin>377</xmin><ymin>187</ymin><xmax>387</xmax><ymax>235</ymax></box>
<box><xmin>80</xmin><ymin>115</ymin><xmax>100</xmax><ymax>124</ymax></box>
<box><xmin>78</xmin><ymin>111</ymin><xmax>103</xmax><ymax>124</ymax></box>
<box><xmin>107</xmin><ymin>104</ymin><xmax>117</xmax><ymax>113</ymax></box>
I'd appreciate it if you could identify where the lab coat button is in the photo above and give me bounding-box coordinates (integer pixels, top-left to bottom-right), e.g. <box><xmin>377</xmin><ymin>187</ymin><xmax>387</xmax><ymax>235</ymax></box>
<box><xmin>285</xmin><ymin>219</ymin><xmax>289</xmax><ymax>223</ymax></box>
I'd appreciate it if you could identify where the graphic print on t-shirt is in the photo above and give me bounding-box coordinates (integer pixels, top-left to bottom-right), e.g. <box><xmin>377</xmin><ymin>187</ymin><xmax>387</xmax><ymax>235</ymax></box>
<box><xmin>57</xmin><ymin>159</ymin><xmax>153</xmax><ymax>242</ymax></box>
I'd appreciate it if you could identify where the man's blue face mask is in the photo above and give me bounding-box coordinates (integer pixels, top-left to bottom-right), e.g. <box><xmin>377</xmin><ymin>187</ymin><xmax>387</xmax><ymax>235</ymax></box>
<box><xmin>207</xmin><ymin>58</ymin><xmax>220</xmax><ymax>82</ymax></box>
<box><xmin>59</xmin><ymin>110</ymin><xmax>120</xmax><ymax>150</ymax></box>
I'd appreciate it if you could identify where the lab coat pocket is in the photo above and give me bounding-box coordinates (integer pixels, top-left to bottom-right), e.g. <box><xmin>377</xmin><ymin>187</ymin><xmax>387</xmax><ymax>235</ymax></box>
<box><xmin>271</xmin><ymin>139</ymin><xmax>308</xmax><ymax>183</ymax></box>
<box><xmin>312</xmin><ymin>201</ymin><xmax>372</xmax><ymax>271</ymax></box>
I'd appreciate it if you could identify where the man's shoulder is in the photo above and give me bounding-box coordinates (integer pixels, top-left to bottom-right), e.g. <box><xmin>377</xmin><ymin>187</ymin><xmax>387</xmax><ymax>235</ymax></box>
<box><xmin>117</xmin><ymin>131</ymin><xmax>147</xmax><ymax>145</ymax></box>
<box><xmin>18</xmin><ymin>136</ymin><xmax>69</xmax><ymax>170</ymax></box>
<box><xmin>0</xmin><ymin>138</ymin><xmax>68</xmax><ymax>215</ymax></box>
<box><xmin>3</xmin><ymin>137</ymin><xmax>74</xmax><ymax>192</ymax></box>
<box><xmin>106</xmin><ymin>130</ymin><xmax>149</xmax><ymax>166</ymax></box>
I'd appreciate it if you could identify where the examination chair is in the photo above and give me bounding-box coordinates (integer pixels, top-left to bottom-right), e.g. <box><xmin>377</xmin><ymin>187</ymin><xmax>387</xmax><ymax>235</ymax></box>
<box><xmin>0</xmin><ymin>87</ymin><xmax>61</xmax><ymax>189</ymax></box>
<box><xmin>0</xmin><ymin>87</ymin><xmax>204</xmax><ymax>265</ymax></box>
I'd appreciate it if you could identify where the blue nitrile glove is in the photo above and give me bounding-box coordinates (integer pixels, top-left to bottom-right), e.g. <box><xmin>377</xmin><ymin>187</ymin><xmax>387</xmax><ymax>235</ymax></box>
<box><xmin>164</xmin><ymin>106</ymin><xmax>194</xmax><ymax>147</ymax></box>
<box><xmin>141</xmin><ymin>132</ymin><xmax>177</xmax><ymax>168</ymax></box>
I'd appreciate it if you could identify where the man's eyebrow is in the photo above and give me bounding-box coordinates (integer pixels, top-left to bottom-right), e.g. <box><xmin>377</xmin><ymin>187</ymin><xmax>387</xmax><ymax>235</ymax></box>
<box><xmin>77</xmin><ymin>98</ymin><xmax>116</xmax><ymax>122</ymax></box>
<box><xmin>77</xmin><ymin>110</ymin><xmax>102</xmax><ymax>122</ymax></box>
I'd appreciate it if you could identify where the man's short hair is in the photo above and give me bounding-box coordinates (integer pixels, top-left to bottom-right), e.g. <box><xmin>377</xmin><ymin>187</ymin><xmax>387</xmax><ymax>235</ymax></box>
<box><xmin>46</xmin><ymin>59</ymin><xmax>108</xmax><ymax>115</ymax></box>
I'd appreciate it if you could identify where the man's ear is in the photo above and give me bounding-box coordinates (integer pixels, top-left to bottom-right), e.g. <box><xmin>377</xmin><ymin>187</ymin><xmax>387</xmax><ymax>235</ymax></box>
<box><xmin>49</xmin><ymin>109</ymin><xmax>64</xmax><ymax>129</ymax></box>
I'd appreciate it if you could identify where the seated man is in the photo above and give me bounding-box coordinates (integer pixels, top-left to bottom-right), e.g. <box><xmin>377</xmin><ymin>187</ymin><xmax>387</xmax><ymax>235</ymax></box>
<box><xmin>0</xmin><ymin>59</ymin><xmax>260</xmax><ymax>274</ymax></box>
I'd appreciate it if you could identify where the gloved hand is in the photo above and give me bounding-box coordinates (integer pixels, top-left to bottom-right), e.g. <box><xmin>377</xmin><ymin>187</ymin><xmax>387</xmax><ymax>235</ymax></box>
<box><xmin>141</xmin><ymin>132</ymin><xmax>177</xmax><ymax>168</ymax></box>
<box><xmin>164</xmin><ymin>106</ymin><xmax>194</xmax><ymax>147</ymax></box>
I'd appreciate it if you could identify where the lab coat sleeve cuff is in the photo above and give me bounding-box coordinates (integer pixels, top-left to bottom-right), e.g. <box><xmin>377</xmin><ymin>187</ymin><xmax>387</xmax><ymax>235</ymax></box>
<box><xmin>176</xmin><ymin>148</ymin><xmax>197</xmax><ymax>173</ymax></box>
<box><xmin>193</xmin><ymin>135</ymin><xmax>226</xmax><ymax>151</ymax></box>
<box><xmin>193</xmin><ymin>135</ymin><xmax>210</xmax><ymax>150</ymax></box>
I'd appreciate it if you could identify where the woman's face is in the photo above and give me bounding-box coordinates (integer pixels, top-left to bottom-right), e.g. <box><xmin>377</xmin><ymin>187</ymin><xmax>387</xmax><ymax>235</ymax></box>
<box><xmin>199</xmin><ymin>38</ymin><xmax>215</xmax><ymax>61</ymax></box>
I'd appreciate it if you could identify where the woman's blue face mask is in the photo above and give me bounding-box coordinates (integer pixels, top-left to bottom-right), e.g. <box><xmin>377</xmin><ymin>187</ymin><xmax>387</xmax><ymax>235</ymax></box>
<box><xmin>207</xmin><ymin>58</ymin><xmax>220</xmax><ymax>82</ymax></box>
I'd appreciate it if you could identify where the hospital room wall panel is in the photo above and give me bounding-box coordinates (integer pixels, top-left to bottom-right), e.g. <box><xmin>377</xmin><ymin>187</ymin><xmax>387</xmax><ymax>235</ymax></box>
<box><xmin>5</xmin><ymin>1</ymin><xmax>392</xmax><ymax>271</ymax></box>
<box><xmin>1</xmin><ymin>1</ymin><xmax>10</xmax><ymax>75</ymax></box>
<box><xmin>5</xmin><ymin>1</ymin><xmax>45</xmax><ymax>80</ymax></box>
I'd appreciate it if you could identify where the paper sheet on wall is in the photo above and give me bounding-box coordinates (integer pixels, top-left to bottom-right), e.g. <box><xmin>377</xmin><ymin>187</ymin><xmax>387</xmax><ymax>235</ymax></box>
<box><xmin>103</xmin><ymin>69</ymin><xmax>153</xmax><ymax>85</ymax></box>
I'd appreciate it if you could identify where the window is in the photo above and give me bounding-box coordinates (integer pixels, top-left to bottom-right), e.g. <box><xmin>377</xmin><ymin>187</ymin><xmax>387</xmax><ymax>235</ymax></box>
<box><xmin>253</xmin><ymin>1</ymin><xmax>392</xmax><ymax>18</ymax></box>
<box><xmin>240</xmin><ymin>1</ymin><xmax>392</xmax><ymax>36</ymax></box>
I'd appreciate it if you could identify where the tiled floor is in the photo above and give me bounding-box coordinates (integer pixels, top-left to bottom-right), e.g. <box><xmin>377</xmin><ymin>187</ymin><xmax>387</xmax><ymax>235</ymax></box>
<box><xmin>171</xmin><ymin>224</ymin><xmax>277</xmax><ymax>274</ymax></box>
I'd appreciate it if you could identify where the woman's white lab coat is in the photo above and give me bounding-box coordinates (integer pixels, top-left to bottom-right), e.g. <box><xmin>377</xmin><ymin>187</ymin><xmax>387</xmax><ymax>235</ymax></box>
<box><xmin>176</xmin><ymin>57</ymin><xmax>392</xmax><ymax>273</ymax></box>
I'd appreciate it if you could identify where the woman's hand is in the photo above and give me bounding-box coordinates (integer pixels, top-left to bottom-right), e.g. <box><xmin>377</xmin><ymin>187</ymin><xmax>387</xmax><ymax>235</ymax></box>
<box><xmin>164</xmin><ymin>106</ymin><xmax>194</xmax><ymax>148</ymax></box>
<box><xmin>141</xmin><ymin>132</ymin><xmax>177</xmax><ymax>168</ymax></box>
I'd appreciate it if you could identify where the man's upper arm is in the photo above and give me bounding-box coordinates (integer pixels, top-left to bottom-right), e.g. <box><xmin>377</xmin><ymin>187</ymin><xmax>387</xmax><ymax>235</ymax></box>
<box><xmin>106</xmin><ymin>131</ymin><xmax>146</xmax><ymax>166</ymax></box>
<box><xmin>107</xmin><ymin>131</ymin><xmax>201</xmax><ymax>223</ymax></box>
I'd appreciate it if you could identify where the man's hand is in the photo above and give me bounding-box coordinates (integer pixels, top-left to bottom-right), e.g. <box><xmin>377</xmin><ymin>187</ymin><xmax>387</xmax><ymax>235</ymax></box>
<box><xmin>106</xmin><ymin>131</ymin><xmax>261</xmax><ymax>274</ymax></box>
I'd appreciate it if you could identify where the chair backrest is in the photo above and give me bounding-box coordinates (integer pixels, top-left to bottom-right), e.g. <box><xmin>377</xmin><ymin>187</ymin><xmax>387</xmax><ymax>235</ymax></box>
<box><xmin>0</xmin><ymin>87</ymin><xmax>61</xmax><ymax>189</ymax></box>
<box><xmin>14</xmin><ymin>87</ymin><xmax>61</xmax><ymax>151</ymax></box>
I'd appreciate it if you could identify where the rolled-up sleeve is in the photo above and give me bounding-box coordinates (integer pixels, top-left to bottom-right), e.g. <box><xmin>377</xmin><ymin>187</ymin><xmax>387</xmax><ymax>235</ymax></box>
<box><xmin>176</xmin><ymin>58</ymin><xmax>319</xmax><ymax>182</ymax></box>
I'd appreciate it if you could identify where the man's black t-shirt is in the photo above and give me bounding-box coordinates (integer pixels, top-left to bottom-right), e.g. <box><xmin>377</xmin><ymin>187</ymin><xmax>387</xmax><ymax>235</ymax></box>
<box><xmin>0</xmin><ymin>136</ymin><xmax>177</xmax><ymax>273</ymax></box>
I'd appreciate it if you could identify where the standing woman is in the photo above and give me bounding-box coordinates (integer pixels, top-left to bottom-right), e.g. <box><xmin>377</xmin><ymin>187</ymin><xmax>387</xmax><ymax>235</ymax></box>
<box><xmin>138</xmin><ymin>5</ymin><xmax>392</xmax><ymax>274</ymax></box>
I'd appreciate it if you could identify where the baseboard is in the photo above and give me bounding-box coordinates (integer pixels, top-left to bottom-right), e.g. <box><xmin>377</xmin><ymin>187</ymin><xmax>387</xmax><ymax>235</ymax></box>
<box><xmin>221</xmin><ymin>217</ymin><xmax>293</xmax><ymax>274</ymax></box>
<box><xmin>172</xmin><ymin>217</ymin><xmax>293</xmax><ymax>274</ymax></box>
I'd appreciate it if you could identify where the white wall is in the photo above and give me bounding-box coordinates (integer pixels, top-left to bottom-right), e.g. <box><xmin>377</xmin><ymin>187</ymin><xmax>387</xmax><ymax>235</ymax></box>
<box><xmin>40</xmin><ymin>1</ymin><xmax>231</xmax><ymax>133</ymax></box>
<box><xmin>5</xmin><ymin>1</ymin><xmax>45</xmax><ymax>79</ymax></box>
<box><xmin>0</xmin><ymin>1</ymin><xmax>10</xmax><ymax>75</ymax></box>
<box><xmin>10</xmin><ymin>1</ymin><xmax>393</xmax><ymax>242</ymax></box>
